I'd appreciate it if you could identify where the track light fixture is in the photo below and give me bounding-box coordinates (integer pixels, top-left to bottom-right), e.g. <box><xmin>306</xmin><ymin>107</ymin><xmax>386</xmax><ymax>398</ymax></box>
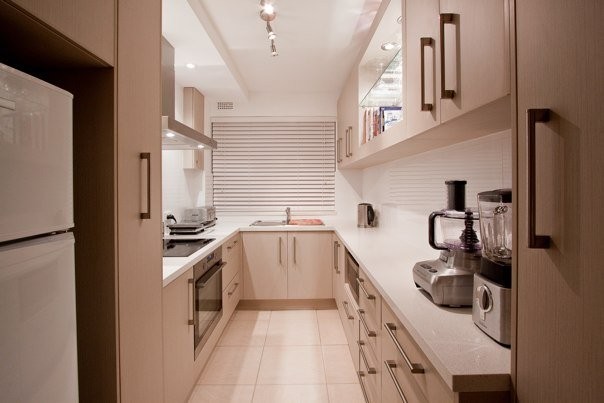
<box><xmin>260</xmin><ymin>0</ymin><xmax>278</xmax><ymax>56</ymax></box>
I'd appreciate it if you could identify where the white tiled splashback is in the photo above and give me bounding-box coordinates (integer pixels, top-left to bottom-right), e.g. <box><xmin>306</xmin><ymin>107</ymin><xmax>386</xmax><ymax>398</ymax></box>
<box><xmin>162</xmin><ymin>150</ymin><xmax>206</xmax><ymax>220</ymax></box>
<box><xmin>362</xmin><ymin>130</ymin><xmax>512</xmax><ymax>224</ymax></box>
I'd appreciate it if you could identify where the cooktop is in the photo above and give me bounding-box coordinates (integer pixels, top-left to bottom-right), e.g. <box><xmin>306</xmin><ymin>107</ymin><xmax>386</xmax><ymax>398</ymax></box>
<box><xmin>162</xmin><ymin>238</ymin><xmax>215</xmax><ymax>257</ymax></box>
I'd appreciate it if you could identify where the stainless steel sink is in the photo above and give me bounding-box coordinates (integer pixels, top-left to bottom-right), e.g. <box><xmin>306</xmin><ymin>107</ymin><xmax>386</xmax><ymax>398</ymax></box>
<box><xmin>250</xmin><ymin>220</ymin><xmax>287</xmax><ymax>226</ymax></box>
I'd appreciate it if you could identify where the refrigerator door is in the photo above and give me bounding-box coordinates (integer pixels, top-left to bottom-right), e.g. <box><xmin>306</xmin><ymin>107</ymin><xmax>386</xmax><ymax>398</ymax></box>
<box><xmin>0</xmin><ymin>232</ymin><xmax>78</xmax><ymax>403</ymax></box>
<box><xmin>0</xmin><ymin>64</ymin><xmax>73</xmax><ymax>243</ymax></box>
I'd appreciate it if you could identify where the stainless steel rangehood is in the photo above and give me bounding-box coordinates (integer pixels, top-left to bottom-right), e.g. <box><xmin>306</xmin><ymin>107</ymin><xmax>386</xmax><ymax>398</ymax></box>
<box><xmin>161</xmin><ymin>38</ymin><xmax>217</xmax><ymax>150</ymax></box>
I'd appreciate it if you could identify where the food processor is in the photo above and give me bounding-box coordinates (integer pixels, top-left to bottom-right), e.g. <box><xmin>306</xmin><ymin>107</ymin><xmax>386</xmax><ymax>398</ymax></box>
<box><xmin>473</xmin><ymin>189</ymin><xmax>512</xmax><ymax>346</ymax></box>
<box><xmin>412</xmin><ymin>180</ymin><xmax>481</xmax><ymax>307</ymax></box>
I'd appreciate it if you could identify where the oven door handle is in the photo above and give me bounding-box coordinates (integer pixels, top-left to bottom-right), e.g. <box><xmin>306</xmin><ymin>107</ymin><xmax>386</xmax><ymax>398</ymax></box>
<box><xmin>196</xmin><ymin>261</ymin><xmax>226</xmax><ymax>288</ymax></box>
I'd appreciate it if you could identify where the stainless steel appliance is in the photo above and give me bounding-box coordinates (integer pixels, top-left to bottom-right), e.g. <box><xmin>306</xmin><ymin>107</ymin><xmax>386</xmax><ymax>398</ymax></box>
<box><xmin>191</xmin><ymin>247</ymin><xmax>225</xmax><ymax>358</ymax></box>
<box><xmin>168</xmin><ymin>207</ymin><xmax>217</xmax><ymax>235</ymax></box>
<box><xmin>162</xmin><ymin>238</ymin><xmax>214</xmax><ymax>257</ymax></box>
<box><xmin>412</xmin><ymin>180</ymin><xmax>481</xmax><ymax>307</ymax></box>
<box><xmin>357</xmin><ymin>203</ymin><xmax>376</xmax><ymax>228</ymax></box>
<box><xmin>345</xmin><ymin>250</ymin><xmax>360</xmax><ymax>303</ymax></box>
<box><xmin>473</xmin><ymin>189</ymin><xmax>512</xmax><ymax>346</ymax></box>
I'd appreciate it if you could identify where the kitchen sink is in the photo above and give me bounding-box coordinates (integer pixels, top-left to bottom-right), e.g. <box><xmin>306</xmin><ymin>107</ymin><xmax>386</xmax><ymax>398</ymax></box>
<box><xmin>250</xmin><ymin>220</ymin><xmax>287</xmax><ymax>226</ymax></box>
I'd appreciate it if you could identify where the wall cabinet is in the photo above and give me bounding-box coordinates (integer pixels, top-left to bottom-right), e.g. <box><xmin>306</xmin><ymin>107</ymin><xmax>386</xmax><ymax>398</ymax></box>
<box><xmin>162</xmin><ymin>268</ymin><xmax>195</xmax><ymax>403</ymax></box>
<box><xmin>337</xmin><ymin>68</ymin><xmax>360</xmax><ymax>167</ymax></box>
<box><xmin>514</xmin><ymin>0</ymin><xmax>604</xmax><ymax>401</ymax></box>
<box><xmin>242</xmin><ymin>231</ymin><xmax>333</xmax><ymax>300</ymax></box>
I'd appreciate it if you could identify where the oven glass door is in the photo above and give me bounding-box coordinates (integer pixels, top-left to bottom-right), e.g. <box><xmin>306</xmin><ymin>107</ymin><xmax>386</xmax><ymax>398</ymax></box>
<box><xmin>345</xmin><ymin>251</ymin><xmax>360</xmax><ymax>303</ymax></box>
<box><xmin>194</xmin><ymin>261</ymin><xmax>224</xmax><ymax>356</ymax></box>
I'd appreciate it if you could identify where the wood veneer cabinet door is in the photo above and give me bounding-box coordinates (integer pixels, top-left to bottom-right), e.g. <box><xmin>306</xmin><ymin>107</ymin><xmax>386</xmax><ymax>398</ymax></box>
<box><xmin>337</xmin><ymin>68</ymin><xmax>360</xmax><ymax>166</ymax></box>
<box><xmin>514</xmin><ymin>0</ymin><xmax>604</xmax><ymax>401</ymax></box>
<box><xmin>10</xmin><ymin>0</ymin><xmax>115</xmax><ymax>65</ymax></box>
<box><xmin>287</xmin><ymin>232</ymin><xmax>333</xmax><ymax>299</ymax></box>
<box><xmin>242</xmin><ymin>232</ymin><xmax>288</xmax><ymax>299</ymax></box>
<box><xmin>116</xmin><ymin>0</ymin><xmax>163</xmax><ymax>401</ymax></box>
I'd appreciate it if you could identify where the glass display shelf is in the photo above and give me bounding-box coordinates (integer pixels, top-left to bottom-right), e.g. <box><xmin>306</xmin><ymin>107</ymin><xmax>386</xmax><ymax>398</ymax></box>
<box><xmin>359</xmin><ymin>50</ymin><xmax>402</xmax><ymax>108</ymax></box>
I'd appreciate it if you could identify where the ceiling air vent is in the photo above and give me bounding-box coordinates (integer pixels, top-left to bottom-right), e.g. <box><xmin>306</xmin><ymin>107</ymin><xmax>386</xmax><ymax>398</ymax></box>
<box><xmin>217</xmin><ymin>101</ymin><xmax>234</xmax><ymax>110</ymax></box>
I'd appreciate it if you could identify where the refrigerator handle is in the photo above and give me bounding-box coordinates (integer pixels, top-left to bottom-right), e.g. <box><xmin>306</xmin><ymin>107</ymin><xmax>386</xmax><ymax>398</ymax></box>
<box><xmin>140</xmin><ymin>153</ymin><xmax>151</xmax><ymax>219</ymax></box>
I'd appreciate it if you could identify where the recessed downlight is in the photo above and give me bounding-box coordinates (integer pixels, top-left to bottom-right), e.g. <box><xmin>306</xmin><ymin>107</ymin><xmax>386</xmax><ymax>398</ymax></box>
<box><xmin>186</xmin><ymin>63</ymin><xmax>196</xmax><ymax>69</ymax></box>
<box><xmin>381</xmin><ymin>41</ymin><xmax>400</xmax><ymax>51</ymax></box>
<box><xmin>166</xmin><ymin>132</ymin><xmax>175</xmax><ymax>138</ymax></box>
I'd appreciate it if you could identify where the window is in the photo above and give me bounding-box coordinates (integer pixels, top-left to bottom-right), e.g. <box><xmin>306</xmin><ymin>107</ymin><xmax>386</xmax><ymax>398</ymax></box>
<box><xmin>212</xmin><ymin>120</ymin><xmax>335</xmax><ymax>214</ymax></box>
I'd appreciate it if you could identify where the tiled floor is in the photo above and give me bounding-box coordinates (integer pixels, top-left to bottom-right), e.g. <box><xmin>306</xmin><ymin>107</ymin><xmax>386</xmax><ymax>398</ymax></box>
<box><xmin>189</xmin><ymin>309</ymin><xmax>364</xmax><ymax>403</ymax></box>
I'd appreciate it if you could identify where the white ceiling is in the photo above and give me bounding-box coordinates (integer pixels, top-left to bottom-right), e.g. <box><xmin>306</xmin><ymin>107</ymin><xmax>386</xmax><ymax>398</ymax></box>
<box><xmin>162</xmin><ymin>0</ymin><xmax>383</xmax><ymax>101</ymax></box>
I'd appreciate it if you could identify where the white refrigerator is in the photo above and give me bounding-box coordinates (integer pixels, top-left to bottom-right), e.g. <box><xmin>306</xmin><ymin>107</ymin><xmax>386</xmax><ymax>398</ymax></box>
<box><xmin>0</xmin><ymin>63</ymin><xmax>78</xmax><ymax>402</ymax></box>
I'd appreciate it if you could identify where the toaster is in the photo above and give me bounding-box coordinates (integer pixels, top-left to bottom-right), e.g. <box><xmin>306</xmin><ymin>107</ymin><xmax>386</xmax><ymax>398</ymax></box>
<box><xmin>184</xmin><ymin>206</ymin><xmax>216</xmax><ymax>223</ymax></box>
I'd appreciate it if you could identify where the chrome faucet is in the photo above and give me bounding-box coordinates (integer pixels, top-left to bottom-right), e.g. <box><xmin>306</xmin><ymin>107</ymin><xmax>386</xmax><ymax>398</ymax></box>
<box><xmin>285</xmin><ymin>207</ymin><xmax>291</xmax><ymax>224</ymax></box>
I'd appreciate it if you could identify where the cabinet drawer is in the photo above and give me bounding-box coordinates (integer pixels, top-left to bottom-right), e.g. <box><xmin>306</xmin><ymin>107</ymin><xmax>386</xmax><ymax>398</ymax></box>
<box><xmin>382</xmin><ymin>303</ymin><xmax>453</xmax><ymax>403</ymax></box>
<box><xmin>358</xmin><ymin>337</ymin><xmax>381</xmax><ymax>403</ymax></box>
<box><xmin>222</xmin><ymin>234</ymin><xmax>241</xmax><ymax>290</ymax></box>
<box><xmin>338</xmin><ymin>287</ymin><xmax>359</xmax><ymax>371</ymax></box>
<box><xmin>358</xmin><ymin>270</ymin><xmax>381</xmax><ymax>328</ymax></box>
<box><xmin>223</xmin><ymin>270</ymin><xmax>241</xmax><ymax>320</ymax></box>
<box><xmin>358</xmin><ymin>307</ymin><xmax>380</xmax><ymax>360</ymax></box>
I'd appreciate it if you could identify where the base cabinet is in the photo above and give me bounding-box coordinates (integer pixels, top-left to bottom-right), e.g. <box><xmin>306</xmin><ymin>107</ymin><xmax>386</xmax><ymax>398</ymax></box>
<box><xmin>242</xmin><ymin>232</ymin><xmax>288</xmax><ymax>299</ymax></box>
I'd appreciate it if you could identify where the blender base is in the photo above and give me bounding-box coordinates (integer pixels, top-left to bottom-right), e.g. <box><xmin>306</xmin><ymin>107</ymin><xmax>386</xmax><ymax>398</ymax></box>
<box><xmin>412</xmin><ymin>256</ymin><xmax>476</xmax><ymax>307</ymax></box>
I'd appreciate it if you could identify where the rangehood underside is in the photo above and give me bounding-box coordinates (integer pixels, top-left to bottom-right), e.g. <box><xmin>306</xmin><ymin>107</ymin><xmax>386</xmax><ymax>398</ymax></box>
<box><xmin>162</xmin><ymin>116</ymin><xmax>217</xmax><ymax>150</ymax></box>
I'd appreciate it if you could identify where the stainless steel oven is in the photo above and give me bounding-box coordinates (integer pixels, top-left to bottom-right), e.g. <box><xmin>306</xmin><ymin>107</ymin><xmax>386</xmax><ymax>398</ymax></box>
<box><xmin>345</xmin><ymin>250</ymin><xmax>360</xmax><ymax>304</ymax></box>
<box><xmin>190</xmin><ymin>247</ymin><xmax>225</xmax><ymax>359</ymax></box>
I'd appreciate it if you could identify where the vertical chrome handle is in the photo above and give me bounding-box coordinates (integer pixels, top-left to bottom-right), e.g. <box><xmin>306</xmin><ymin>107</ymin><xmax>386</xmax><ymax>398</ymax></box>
<box><xmin>439</xmin><ymin>13</ymin><xmax>456</xmax><ymax>99</ymax></box>
<box><xmin>337</xmin><ymin>137</ymin><xmax>343</xmax><ymax>163</ymax></box>
<box><xmin>527</xmin><ymin>108</ymin><xmax>552</xmax><ymax>249</ymax></box>
<box><xmin>357</xmin><ymin>278</ymin><xmax>375</xmax><ymax>300</ymax></box>
<box><xmin>278</xmin><ymin>236</ymin><xmax>282</xmax><ymax>265</ymax></box>
<box><xmin>347</xmin><ymin>126</ymin><xmax>353</xmax><ymax>157</ymax></box>
<box><xmin>358</xmin><ymin>341</ymin><xmax>376</xmax><ymax>374</ymax></box>
<box><xmin>344</xmin><ymin>127</ymin><xmax>350</xmax><ymax>157</ymax></box>
<box><xmin>293</xmin><ymin>236</ymin><xmax>297</xmax><ymax>264</ymax></box>
<box><xmin>342</xmin><ymin>301</ymin><xmax>354</xmax><ymax>320</ymax></box>
<box><xmin>420</xmin><ymin>37</ymin><xmax>434</xmax><ymax>111</ymax></box>
<box><xmin>188</xmin><ymin>278</ymin><xmax>195</xmax><ymax>326</ymax></box>
<box><xmin>358</xmin><ymin>309</ymin><xmax>376</xmax><ymax>337</ymax></box>
<box><xmin>383</xmin><ymin>323</ymin><xmax>424</xmax><ymax>373</ymax></box>
<box><xmin>384</xmin><ymin>361</ymin><xmax>409</xmax><ymax>403</ymax></box>
<box><xmin>357</xmin><ymin>371</ymin><xmax>370</xmax><ymax>403</ymax></box>
<box><xmin>140</xmin><ymin>153</ymin><xmax>151</xmax><ymax>219</ymax></box>
<box><xmin>333</xmin><ymin>241</ymin><xmax>340</xmax><ymax>273</ymax></box>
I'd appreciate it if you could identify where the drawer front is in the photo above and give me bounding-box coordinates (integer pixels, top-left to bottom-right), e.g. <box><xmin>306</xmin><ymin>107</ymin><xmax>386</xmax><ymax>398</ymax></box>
<box><xmin>358</xmin><ymin>307</ymin><xmax>380</xmax><ymax>359</ymax></box>
<box><xmin>338</xmin><ymin>287</ymin><xmax>359</xmax><ymax>371</ymax></box>
<box><xmin>222</xmin><ymin>234</ymin><xmax>241</xmax><ymax>290</ymax></box>
<box><xmin>223</xmin><ymin>270</ymin><xmax>241</xmax><ymax>320</ymax></box>
<box><xmin>358</xmin><ymin>271</ymin><xmax>381</xmax><ymax>328</ymax></box>
<box><xmin>382</xmin><ymin>303</ymin><xmax>453</xmax><ymax>403</ymax></box>
<box><xmin>358</xmin><ymin>337</ymin><xmax>381</xmax><ymax>403</ymax></box>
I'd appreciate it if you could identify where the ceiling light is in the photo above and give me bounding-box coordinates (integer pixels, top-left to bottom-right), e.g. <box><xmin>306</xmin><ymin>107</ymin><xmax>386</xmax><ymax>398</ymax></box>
<box><xmin>186</xmin><ymin>63</ymin><xmax>196</xmax><ymax>69</ymax></box>
<box><xmin>381</xmin><ymin>41</ymin><xmax>400</xmax><ymax>51</ymax></box>
<box><xmin>166</xmin><ymin>132</ymin><xmax>175</xmax><ymax>138</ymax></box>
<box><xmin>266</xmin><ymin>22</ymin><xmax>276</xmax><ymax>40</ymax></box>
<box><xmin>260</xmin><ymin>0</ymin><xmax>275</xmax><ymax>15</ymax></box>
<box><xmin>270</xmin><ymin>40</ymin><xmax>278</xmax><ymax>57</ymax></box>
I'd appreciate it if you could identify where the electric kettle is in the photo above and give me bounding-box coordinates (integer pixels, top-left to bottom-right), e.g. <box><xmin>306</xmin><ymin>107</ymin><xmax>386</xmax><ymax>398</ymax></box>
<box><xmin>358</xmin><ymin>203</ymin><xmax>376</xmax><ymax>228</ymax></box>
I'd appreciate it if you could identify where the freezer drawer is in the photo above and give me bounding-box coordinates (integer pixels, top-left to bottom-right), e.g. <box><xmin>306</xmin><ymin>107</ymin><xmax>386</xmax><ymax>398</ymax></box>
<box><xmin>0</xmin><ymin>232</ymin><xmax>78</xmax><ymax>403</ymax></box>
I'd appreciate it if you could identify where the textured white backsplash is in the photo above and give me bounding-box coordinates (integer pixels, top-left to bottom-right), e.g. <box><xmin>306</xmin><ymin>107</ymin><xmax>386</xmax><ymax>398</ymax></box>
<box><xmin>362</xmin><ymin>130</ymin><xmax>512</xmax><ymax>229</ymax></box>
<box><xmin>162</xmin><ymin>150</ymin><xmax>206</xmax><ymax>220</ymax></box>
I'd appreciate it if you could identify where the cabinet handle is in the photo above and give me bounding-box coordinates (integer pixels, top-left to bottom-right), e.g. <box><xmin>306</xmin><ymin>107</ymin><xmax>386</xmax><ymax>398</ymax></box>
<box><xmin>228</xmin><ymin>282</ymin><xmax>239</xmax><ymax>296</ymax></box>
<box><xmin>347</xmin><ymin>126</ymin><xmax>353</xmax><ymax>157</ymax></box>
<box><xmin>188</xmin><ymin>278</ymin><xmax>195</xmax><ymax>326</ymax></box>
<box><xmin>358</xmin><ymin>309</ymin><xmax>376</xmax><ymax>337</ymax></box>
<box><xmin>383</xmin><ymin>323</ymin><xmax>424</xmax><ymax>373</ymax></box>
<box><xmin>384</xmin><ymin>360</ymin><xmax>409</xmax><ymax>403</ymax></box>
<box><xmin>357</xmin><ymin>278</ymin><xmax>375</xmax><ymax>300</ymax></box>
<box><xmin>140</xmin><ymin>152</ymin><xmax>151</xmax><ymax>219</ymax></box>
<box><xmin>293</xmin><ymin>236</ymin><xmax>297</xmax><ymax>264</ymax></box>
<box><xmin>342</xmin><ymin>301</ymin><xmax>354</xmax><ymax>320</ymax></box>
<box><xmin>337</xmin><ymin>137</ymin><xmax>343</xmax><ymax>163</ymax></box>
<box><xmin>0</xmin><ymin>97</ymin><xmax>16</xmax><ymax>111</ymax></box>
<box><xmin>333</xmin><ymin>241</ymin><xmax>340</xmax><ymax>274</ymax></box>
<box><xmin>357</xmin><ymin>371</ymin><xmax>370</xmax><ymax>403</ymax></box>
<box><xmin>420</xmin><ymin>37</ymin><xmax>434</xmax><ymax>111</ymax></box>
<box><xmin>439</xmin><ymin>13</ymin><xmax>456</xmax><ymax>99</ymax></box>
<box><xmin>358</xmin><ymin>340</ymin><xmax>377</xmax><ymax>374</ymax></box>
<box><xmin>527</xmin><ymin>108</ymin><xmax>552</xmax><ymax>249</ymax></box>
<box><xmin>278</xmin><ymin>236</ymin><xmax>282</xmax><ymax>265</ymax></box>
<box><xmin>344</xmin><ymin>127</ymin><xmax>349</xmax><ymax>157</ymax></box>
<box><xmin>234</xmin><ymin>239</ymin><xmax>238</xmax><ymax>244</ymax></box>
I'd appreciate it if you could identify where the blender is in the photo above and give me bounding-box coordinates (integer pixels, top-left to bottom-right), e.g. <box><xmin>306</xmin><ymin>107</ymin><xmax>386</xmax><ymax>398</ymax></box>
<box><xmin>473</xmin><ymin>189</ymin><xmax>512</xmax><ymax>346</ymax></box>
<box><xmin>412</xmin><ymin>180</ymin><xmax>481</xmax><ymax>307</ymax></box>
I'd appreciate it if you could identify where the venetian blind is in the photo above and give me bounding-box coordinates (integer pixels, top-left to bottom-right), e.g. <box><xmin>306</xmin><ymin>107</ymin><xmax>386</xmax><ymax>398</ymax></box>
<box><xmin>212</xmin><ymin>120</ymin><xmax>335</xmax><ymax>214</ymax></box>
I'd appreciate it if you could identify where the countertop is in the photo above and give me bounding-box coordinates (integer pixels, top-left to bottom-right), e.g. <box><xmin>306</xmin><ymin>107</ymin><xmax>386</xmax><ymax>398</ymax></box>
<box><xmin>162</xmin><ymin>216</ymin><xmax>510</xmax><ymax>393</ymax></box>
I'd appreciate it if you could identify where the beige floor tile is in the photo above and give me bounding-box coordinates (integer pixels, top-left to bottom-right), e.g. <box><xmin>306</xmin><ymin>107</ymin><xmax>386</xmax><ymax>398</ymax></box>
<box><xmin>218</xmin><ymin>319</ymin><xmax>269</xmax><ymax>346</ymax></box>
<box><xmin>270</xmin><ymin>309</ymin><xmax>317</xmax><ymax>322</ymax></box>
<box><xmin>198</xmin><ymin>346</ymin><xmax>263</xmax><ymax>385</ymax></box>
<box><xmin>322</xmin><ymin>345</ymin><xmax>358</xmax><ymax>384</ymax></box>
<box><xmin>251</xmin><ymin>385</ymin><xmax>329</xmax><ymax>403</ymax></box>
<box><xmin>188</xmin><ymin>385</ymin><xmax>255</xmax><ymax>403</ymax></box>
<box><xmin>232</xmin><ymin>310</ymin><xmax>271</xmax><ymax>322</ymax></box>
<box><xmin>316</xmin><ymin>310</ymin><xmax>347</xmax><ymax>345</ymax></box>
<box><xmin>326</xmin><ymin>384</ymin><xmax>365</xmax><ymax>403</ymax></box>
<box><xmin>265</xmin><ymin>318</ymin><xmax>320</xmax><ymax>346</ymax></box>
<box><xmin>257</xmin><ymin>346</ymin><xmax>326</xmax><ymax>385</ymax></box>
